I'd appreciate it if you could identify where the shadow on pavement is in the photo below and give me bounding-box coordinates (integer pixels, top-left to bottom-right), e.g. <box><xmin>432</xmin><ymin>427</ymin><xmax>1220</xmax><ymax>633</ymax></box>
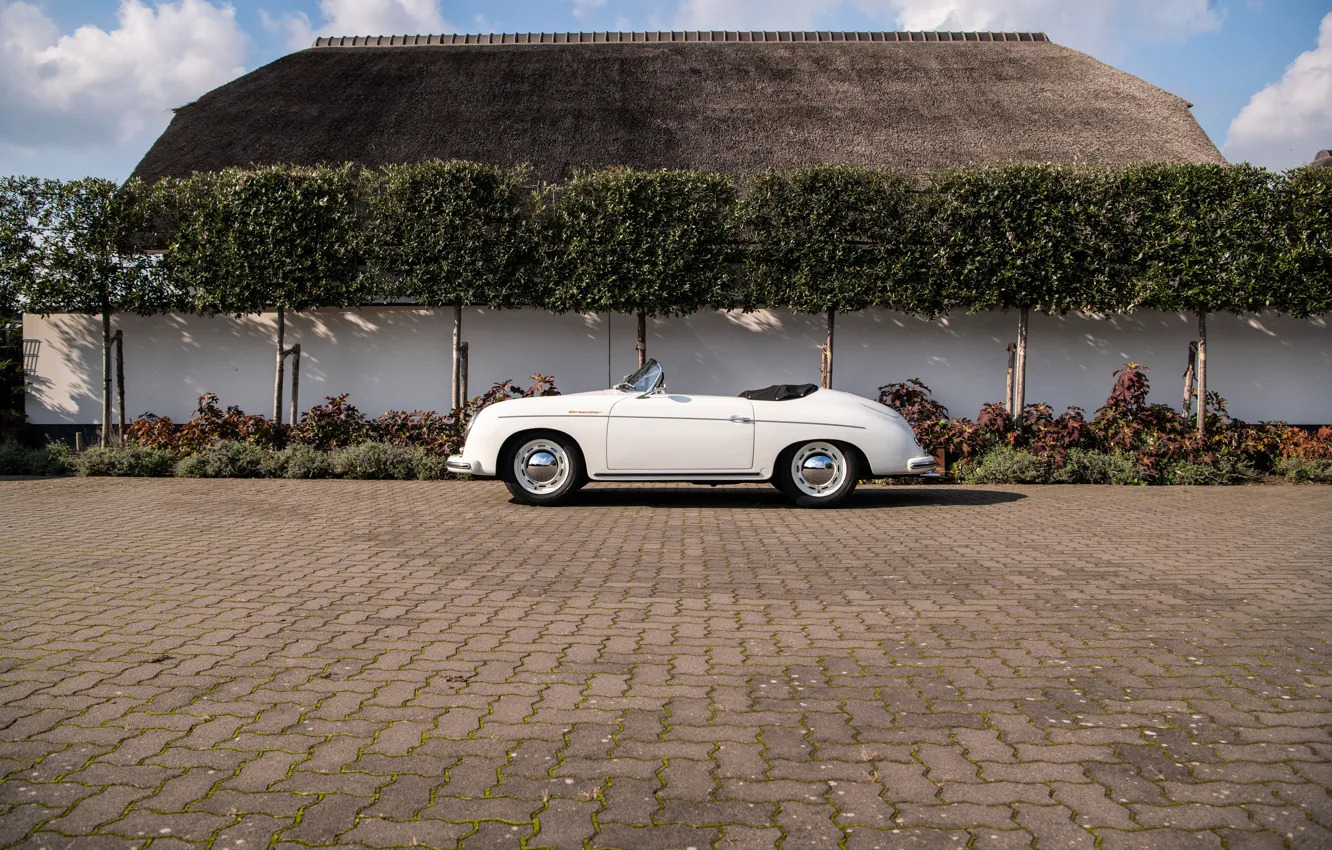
<box><xmin>552</xmin><ymin>485</ymin><xmax>1028</xmax><ymax>510</ymax></box>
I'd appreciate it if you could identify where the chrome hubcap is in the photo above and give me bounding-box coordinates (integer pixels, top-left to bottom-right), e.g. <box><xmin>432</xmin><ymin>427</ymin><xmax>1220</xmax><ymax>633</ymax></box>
<box><xmin>514</xmin><ymin>440</ymin><xmax>569</xmax><ymax>494</ymax></box>
<box><xmin>792</xmin><ymin>443</ymin><xmax>846</xmax><ymax>497</ymax></box>
<box><xmin>525</xmin><ymin>451</ymin><xmax>559</xmax><ymax>484</ymax></box>
<box><xmin>801</xmin><ymin>454</ymin><xmax>836</xmax><ymax>487</ymax></box>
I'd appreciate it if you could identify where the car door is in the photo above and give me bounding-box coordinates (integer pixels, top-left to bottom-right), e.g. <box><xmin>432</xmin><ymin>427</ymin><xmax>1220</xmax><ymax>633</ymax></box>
<box><xmin>606</xmin><ymin>394</ymin><xmax>755</xmax><ymax>471</ymax></box>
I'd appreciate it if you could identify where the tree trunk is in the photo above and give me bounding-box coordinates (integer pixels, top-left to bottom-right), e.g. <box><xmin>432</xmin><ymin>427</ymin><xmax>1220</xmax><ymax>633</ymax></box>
<box><xmin>288</xmin><ymin>344</ymin><xmax>301</xmax><ymax>425</ymax></box>
<box><xmin>1014</xmin><ymin>307</ymin><xmax>1029</xmax><ymax>432</ymax></box>
<box><xmin>101</xmin><ymin>307</ymin><xmax>112</xmax><ymax>447</ymax></box>
<box><xmin>1196</xmin><ymin>309</ymin><xmax>1207</xmax><ymax>435</ymax></box>
<box><xmin>1182</xmin><ymin>341</ymin><xmax>1197</xmax><ymax>416</ymax></box>
<box><xmin>452</xmin><ymin>303</ymin><xmax>462</xmax><ymax>411</ymax></box>
<box><xmin>822</xmin><ymin>308</ymin><xmax>836</xmax><ymax>389</ymax></box>
<box><xmin>114</xmin><ymin>330</ymin><xmax>125</xmax><ymax>444</ymax></box>
<box><xmin>1005</xmin><ymin>342</ymin><xmax>1017</xmax><ymax>415</ymax></box>
<box><xmin>460</xmin><ymin>341</ymin><xmax>469</xmax><ymax>405</ymax></box>
<box><xmin>636</xmin><ymin>312</ymin><xmax>647</xmax><ymax>368</ymax></box>
<box><xmin>273</xmin><ymin>306</ymin><xmax>285</xmax><ymax>426</ymax></box>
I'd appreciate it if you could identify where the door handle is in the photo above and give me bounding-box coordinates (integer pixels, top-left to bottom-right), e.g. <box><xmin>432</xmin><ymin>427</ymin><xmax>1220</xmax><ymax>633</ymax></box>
<box><xmin>729</xmin><ymin>416</ymin><xmax>753</xmax><ymax>423</ymax></box>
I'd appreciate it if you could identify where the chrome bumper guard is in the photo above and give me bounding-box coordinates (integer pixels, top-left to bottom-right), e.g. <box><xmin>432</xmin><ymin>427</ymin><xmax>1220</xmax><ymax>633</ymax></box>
<box><xmin>446</xmin><ymin>456</ymin><xmax>477</xmax><ymax>473</ymax></box>
<box><xmin>907</xmin><ymin>455</ymin><xmax>938</xmax><ymax>472</ymax></box>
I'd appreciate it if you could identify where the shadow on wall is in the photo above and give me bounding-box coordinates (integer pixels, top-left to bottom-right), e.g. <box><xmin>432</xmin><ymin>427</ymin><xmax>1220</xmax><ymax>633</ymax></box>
<box><xmin>22</xmin><ymin>307</ymin><xmax>1332</xmax><ymax>426</ymax></box>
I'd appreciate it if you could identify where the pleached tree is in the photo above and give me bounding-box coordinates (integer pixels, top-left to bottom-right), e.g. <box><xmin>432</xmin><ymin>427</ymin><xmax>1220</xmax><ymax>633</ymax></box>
<box><xmin>927</xmin><ymin>165</ymin><xmax>1128</xmax><ymax>427</ymax></box>
<box><xmin>1278</xmin><ymin>166</ymin><xmax>1332</xmax><ymax>319</ymax></box>
<box><xmin>539</xmin><ymin>167</ymin><xmax>736</xmax><ymax>370</ymax></box>
<box><xmin>1126</xmin><ymin>164</ymin><xmax>1280</xmax><ymax>434</ymax></box>
<box><xmin>1</xmin><ymin>177</ymin><xmax>41</xmax><ymax>317</ymax></box>
<box><xmin>164</xmin><ymin>165</ymin><xmax>363</xmax><ymax>425</ymax></box>
<box><xmin>361</xmin><ymin>160</ymin><xmax>534</xmax><ymax>410</ymax></box>
<box><xmin>22</xmin><ymin>178</ymin><xmax>168</xmax><ymax>444</ymax></box>
<box><xmin>741</xmin><ymin>167</ymin><xmax>935</xmax><ymax>389</ymax></box>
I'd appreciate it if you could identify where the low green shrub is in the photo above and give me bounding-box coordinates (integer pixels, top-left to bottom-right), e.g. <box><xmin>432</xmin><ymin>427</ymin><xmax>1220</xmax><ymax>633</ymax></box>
<box><xmin>74</xmin><ymin>444</ymin><xmax>177</xmax><ymax>477</ymax></box>
<box><xmin>1162</xmin><ymin>455</ymin><xmax>1258</xmax><ymax>485</ymax></box>
<box><xmin>955</xmin><ymin>447</ymin><xmax>1051</xmax><ymax>484</ymax></box>
<box><xmin>1049</xmin><ymin>449</ymin><xmax>1151</xmax><ymax>485</ymax></box>
<box><xmin>1275</xmin><ymin>457</ymin><xmax>1332</xmax><ymax>483</ymax></box>
<box><xmin>175</xmin><ymin>440</ymin><xmax>278</xmax><ymax>478</ymax></box>
<box><xmin>0</xmin><ymin>442</ymin><xmax>72</xmax><ymax>475</ymax></box>
<box><xmin>331</xmin><ymin>441</ymin><xmax>419</xmax><ymax>480</ymax></box>
<box><xmin>414</xmin><ymin>452</ymin><xmax>449</xmax><ymax>481</ymax></box>
<box><xmin>278</xmin><ymin>443</ymin><xmax>333</xmax><ymax>479</ymax></box>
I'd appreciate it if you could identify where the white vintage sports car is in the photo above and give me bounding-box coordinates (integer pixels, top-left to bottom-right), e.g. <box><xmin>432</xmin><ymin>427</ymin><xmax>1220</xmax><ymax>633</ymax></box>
<box><xmin>447</xmin><ymin>360</ymin><xmax>937</xmax><ymax>507</ymax></box>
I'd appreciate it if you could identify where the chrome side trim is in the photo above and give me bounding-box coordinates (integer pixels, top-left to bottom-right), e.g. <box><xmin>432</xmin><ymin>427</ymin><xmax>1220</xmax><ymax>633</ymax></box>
<box><xmin>593</xmin><ymin>471</ymin><xmax>764</xmax><ymax>479</ymax></box>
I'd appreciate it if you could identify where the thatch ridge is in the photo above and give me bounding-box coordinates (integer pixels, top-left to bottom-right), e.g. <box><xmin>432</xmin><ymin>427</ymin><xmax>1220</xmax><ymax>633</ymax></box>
<box><xmin>310</xmin><ymin>31</ymin><xmax>1050</xmax><ymax>47</ymax></box>
<box><xmin>132</xmin><ymin>35</ymin><xmax>1223</xmax><ymax>183</ymax></box>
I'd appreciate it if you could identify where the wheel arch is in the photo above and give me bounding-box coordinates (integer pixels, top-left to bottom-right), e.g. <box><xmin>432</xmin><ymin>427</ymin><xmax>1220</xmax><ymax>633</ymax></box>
<box><xmin>773</xmin><ymin>437</ymin><xmax>869</xmax><ymax>479</ymax></box>
<box><xmin>497</xmin><ymin>428</ymin><xmax>587</xmax><ymax>480</ymax></box>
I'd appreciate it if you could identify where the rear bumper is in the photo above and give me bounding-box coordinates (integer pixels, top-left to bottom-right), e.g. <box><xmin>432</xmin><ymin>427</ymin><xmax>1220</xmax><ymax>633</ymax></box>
<box><xmin>906</xmin><ymin>455</ymin><xmax>938</xmax><ymax>472</ymax></box>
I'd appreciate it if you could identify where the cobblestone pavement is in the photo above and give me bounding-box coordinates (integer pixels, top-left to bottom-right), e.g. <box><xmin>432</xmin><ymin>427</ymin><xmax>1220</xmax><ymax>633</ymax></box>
<box><xmin>1</xmin><ymin>479</ymin><xmax>1331</xmax><ymax>850</ymax></box>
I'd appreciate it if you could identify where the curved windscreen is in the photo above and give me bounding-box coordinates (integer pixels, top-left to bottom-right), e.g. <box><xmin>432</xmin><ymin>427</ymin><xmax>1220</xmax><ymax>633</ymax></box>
<box><xmin>617</xmin><ymin>359</ymin><xmax>664</xmax><ymax>394</ymax></box>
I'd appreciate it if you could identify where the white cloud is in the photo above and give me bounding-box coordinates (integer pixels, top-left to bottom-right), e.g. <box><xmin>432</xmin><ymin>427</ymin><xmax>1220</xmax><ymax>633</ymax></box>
<box><xmin>0</xmin><ymin>0</ymin><xmax>247</xmax><ymax>149</ymax></box>
<box><xmin>675</xmin><ymin>0</ymin><xmax>842</xmax><ymax>30</ymax></box>
<box><xmin>1224</xmin><ymin>12</ymin><xmax>1332</xmax><ymax>171</ymax></box>
<box><xmin>674</xmin><ymin>0</ymin><xmax>1221</xmax><ymax>53</ymax></box>
<box><xmin>573</xmin><ymin>0</ymin><xmax>608</xmax><ymax>20</ymax></box>
<box><xmin>270</xmin><ymin>0</ymin><xmax>451</xmax><ymax>50</ymax></box>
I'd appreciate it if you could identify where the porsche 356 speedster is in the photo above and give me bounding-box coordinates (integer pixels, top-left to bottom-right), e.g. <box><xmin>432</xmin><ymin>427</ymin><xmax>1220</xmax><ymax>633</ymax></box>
<box><xmin>447</xmin><ymin>359</ymin><xmax>937</xmax><ymax>507</ymax></box>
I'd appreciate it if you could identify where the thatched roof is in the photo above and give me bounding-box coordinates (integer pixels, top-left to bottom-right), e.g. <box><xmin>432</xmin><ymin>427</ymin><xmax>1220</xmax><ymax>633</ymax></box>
<box><xmin>132</xmin><ymin>31</ymin><xmax>1224</xmax><ymax>183</ymax></box>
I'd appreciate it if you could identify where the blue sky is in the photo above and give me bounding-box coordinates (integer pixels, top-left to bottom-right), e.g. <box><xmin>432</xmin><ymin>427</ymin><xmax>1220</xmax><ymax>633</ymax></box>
<box><xmin>2</xmin><ymin>0</ymin><xmax>1330</xmax><ymax>180</ymax></box>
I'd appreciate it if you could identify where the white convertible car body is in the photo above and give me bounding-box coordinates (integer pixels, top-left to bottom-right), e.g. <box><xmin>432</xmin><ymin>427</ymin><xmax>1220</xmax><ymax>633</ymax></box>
<box><xmin>448</xmin><ymin>360</ymin><xmax>936</xmax><ymax>507</ymax></box>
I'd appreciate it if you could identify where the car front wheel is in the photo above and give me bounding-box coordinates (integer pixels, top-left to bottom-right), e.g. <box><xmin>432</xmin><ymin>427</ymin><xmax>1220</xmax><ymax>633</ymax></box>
<box><xmin>776</xmin><ymin>441</ymin><xmax>859</xmax><ymax>508</ymax></box>
<box><xmin>502</xmin><ymin>433</ymin><xmax>582</xmax><ymax>506</ymax></box>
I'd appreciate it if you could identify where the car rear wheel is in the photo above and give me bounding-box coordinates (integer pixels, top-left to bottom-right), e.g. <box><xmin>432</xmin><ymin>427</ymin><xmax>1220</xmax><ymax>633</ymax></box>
<box><xmin>502</xmin><ymin>433</ymin><xmax>582</xmax><ymax>506</ymax></box>
<box><xmin>776</xmin><ymin>441</ymin><xmax>859</xmax><ymax>508</ymax></box>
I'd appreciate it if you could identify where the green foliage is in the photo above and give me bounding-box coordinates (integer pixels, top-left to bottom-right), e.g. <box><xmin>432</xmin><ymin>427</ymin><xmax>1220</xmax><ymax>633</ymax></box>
<box><xmin>363</xmin><ymin>160</ymin><xmax>534</xmax><ymax>307</ymax></box>
<box><xmin>928</xmin><ymin>165</ymin><xmax>1129</xmax><ymax>314</ymax></box>
<box><xmin>1275</xmin><ymin>457</ymin><xmax>1332</xmax><ymax>483</ymax></box>
<box><xmin>0</xmin><ymin>177</ymin><xmax>41</xmax><ymax>316</ymax></box>
<box><xmin>0</xmin><ymin>442</ymin><xmax>70</xmax><ymax>475</ymax></box>
<box><xmin>1279</xmin><ymin>168</ymin><xmax>1332</xmax><ymax>317</ymax></box>
<box><xmin>330</xmin><ymin>441</ymin><xmax>419</xmax><ymax>480</ymax></box>
<box><xmin>276</xmin><ymin>443</ymin><xmax>333</xmax><ymax>479</ymax></box>
<box><xmin>21</xmin><ymin>177</ymin><xmax>170</xmax><ymax>316</ymax></box>
<box><xmin>955</xmin><ymin>447</ymin><xmax>1051</xmax><ymax>484</ymax></box>
<box><xmin>1127</xmin><ymin>164</ymin><xmax>1282</xmax><ymax>314</ymax></box>
<box><xmin>5</xmin><ymin>163</ymin><xmax>1329</xmax><ymax>343</ymax></box>
<box><xmin>73</xmin><ymin>444</ymin><xmax>176</xmax><ymax>477</ymax></box>
<box><xmin>174</xmin><ymin>440</ymin><xmax>278</xmax><ymax>478</ymax></box>
<box><xmin>1048</xmin><ymin>449</ymin><xmax>1151</xmax><ymax>485</ymax></box>
<box><xmin>166</xmin><ymin>165</ymin><xmax>364</xmax><ymax>315</ymax></box>
<box><xmin>1162</xmin><ymin>456</ymin><xmax>1258</xmax><ymax>485</ymax></box>
<box><xmin>541</xmin><ymin>168</ymin><xmax>736</xmax><ymax>315</ymax></box>
<box><xmin>742</xmin><ymin>167</ymin><xmax>934</xmax><ymax>314</ymax></box>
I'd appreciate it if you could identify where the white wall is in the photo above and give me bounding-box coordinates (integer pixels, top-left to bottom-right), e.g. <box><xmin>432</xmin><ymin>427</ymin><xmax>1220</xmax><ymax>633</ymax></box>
<box><xmin>23</xmin><ymin>306</ymin><xmax>1332</xmax><ymax>425</ymax></box>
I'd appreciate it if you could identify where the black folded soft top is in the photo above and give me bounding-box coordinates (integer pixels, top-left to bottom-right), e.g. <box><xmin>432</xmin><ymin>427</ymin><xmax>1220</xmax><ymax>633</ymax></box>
<box><xmin>739</xmin><ymin>384</ymin><xmax>820</xmax><ymax>401</ymax></box>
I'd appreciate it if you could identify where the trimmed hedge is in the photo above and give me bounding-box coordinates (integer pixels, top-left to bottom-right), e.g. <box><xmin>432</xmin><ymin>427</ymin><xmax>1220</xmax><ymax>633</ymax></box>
<box><xmin>6</xmin><ymin>162</ymin><xmax>1328</xmax><ymax>319</ymax></box>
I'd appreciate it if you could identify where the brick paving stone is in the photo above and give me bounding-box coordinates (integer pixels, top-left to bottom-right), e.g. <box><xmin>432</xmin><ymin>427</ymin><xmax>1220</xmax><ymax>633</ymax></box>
<box><xmin>2</xmin><ymin>479</ymin><xmax>1330</xmax><ymax>849</ymax></box>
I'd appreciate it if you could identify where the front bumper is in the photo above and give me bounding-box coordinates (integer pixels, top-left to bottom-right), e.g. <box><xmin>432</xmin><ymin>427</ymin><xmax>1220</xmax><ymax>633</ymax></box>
<box><xmin>446</xmin><ymin>455</ymin><xmax>479</xmax><ymax>473</ymax></box>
